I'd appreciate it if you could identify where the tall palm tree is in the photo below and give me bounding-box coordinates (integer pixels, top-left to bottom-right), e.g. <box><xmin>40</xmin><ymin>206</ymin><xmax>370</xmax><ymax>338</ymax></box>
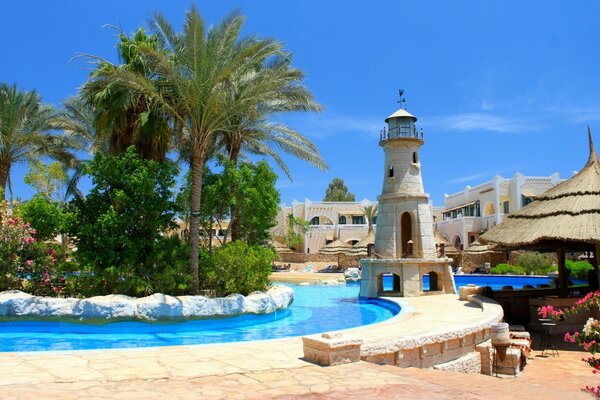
<box><xmin>216</xmin><ymin>53</ymin><xmax>327</xmax><ymax>241</ymax></box>
<box><xmin>80</xmin><ymin>28</ymin><xmax>173</xmax><ymax>162</ymax></box>
<box><xmin>0</xmin><ymin>83</ymin><xmax>77</xmax><ymax>199</ymax></box>
<box><xmin>98</xmin><ymin>7</ymin><xmax>285</xmax><ymax>293</ymax></box>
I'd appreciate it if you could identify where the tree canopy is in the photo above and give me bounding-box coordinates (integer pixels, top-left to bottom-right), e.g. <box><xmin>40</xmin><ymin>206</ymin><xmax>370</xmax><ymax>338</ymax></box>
<box><xmin>323</xmin><ymin>177</ymin><xmax>355</xmax><ymax>202</ymax></box>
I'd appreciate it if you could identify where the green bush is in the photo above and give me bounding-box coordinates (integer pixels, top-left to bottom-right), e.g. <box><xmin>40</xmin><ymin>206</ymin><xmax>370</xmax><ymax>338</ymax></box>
<box><xmin>516</xmin><ymin>252</ymin><xmax>554</xmax><ymax>275</ymax></box>
<box><xmin>68</xmin><ymin>148</ymin><xmax>182</xmax><ymax>296</ymax></box>
<box><xmin>202</xmin><ymin>241</ymin><xmax>275</xmax><ymax>296</ymax></box>
<box><xmin>566</xmin><ymin>259</ymin><xmax>595</xmax><ymax>279</ymax></box>
<box><xmin>490</xmin><ymin>263</ymin><xmax>527</xmax><ymax>275</ymax></box>
<box><xmin>17</xmin><ymin>195</ymin><xmax>69</xmax><ymax>241</ymax></box>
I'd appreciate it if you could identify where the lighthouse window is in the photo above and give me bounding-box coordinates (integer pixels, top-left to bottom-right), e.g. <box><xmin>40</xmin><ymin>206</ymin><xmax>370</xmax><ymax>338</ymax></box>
<box><xmin>389</xmin><ymin>165</ymin><xmax>394</xmax><ymax>177</ymax></box>
<box><xmin>412</xmin><ymin>152</ymin><xmax>418</xmax><ymax>163</ymax></box>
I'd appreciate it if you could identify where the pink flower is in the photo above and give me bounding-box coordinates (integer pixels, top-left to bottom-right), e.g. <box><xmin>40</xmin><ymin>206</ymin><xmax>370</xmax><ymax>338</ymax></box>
<box><xmin>25</xmin><ymin>260</ymin><xmax>33</xmax><ymax>266</ymax></box>
<box><xmin>30</xmin><ymin>228</ymin><xmax>36</xmax><ymax>235</ymax></box>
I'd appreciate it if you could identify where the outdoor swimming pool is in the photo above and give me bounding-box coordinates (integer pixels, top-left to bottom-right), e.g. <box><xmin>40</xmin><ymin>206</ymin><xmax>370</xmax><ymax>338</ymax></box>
<box><xmin>0</xmin><ymin>273</ymin><xmax>585</xmax><ymax>353</ymax></box>
<box><xmin>0</xmin><ymin>282</ymin><xmax>398</xmax><ymax>352</ymax></box>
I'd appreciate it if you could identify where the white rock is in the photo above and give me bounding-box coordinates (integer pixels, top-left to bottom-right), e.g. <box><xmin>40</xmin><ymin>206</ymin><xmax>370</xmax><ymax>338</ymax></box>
<box><xmin>215</xmin><ymin>294</ymin><xmax>245</xmax><ymax>315</ymax></box>
<box><xmin>0</xmin><ymin>290</ymin><xmax>33</xmax><ymax>316</ymax></box>
<box><xmin>344</xmin><ymin>267</ymin><xmax>361</xmax><ymax>282</ymax></box>
<box><xmin>266</xmin><ymin>285</ymin><xmax>294</xmax><ymax>309</ymax></box>
<box><xmin>135</xmin><ymin>293</ymin><xmax>182</xmax><ymax>320</ymax></box>
<box><xmin>179</xmin><ymin>295</ymin><xmax>217</xmax><ymax>317</ymax></box>
<box><xmin>244</xmin><ymin>291</ymin><xmax>277</xmax><ymax>314</ymax></box>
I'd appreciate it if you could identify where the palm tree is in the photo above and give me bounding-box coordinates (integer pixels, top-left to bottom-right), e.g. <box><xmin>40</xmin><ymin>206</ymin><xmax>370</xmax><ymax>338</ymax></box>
<box><xmin>216</xmin><ymin>53</ymin><xmax>327</xmax><ymax>241</ymax></box>
<box><xmin>80</xmin><ymin>28</ymin><xmax>173</xmax><ymax>162</ymax></box>
<box><xmin>0</xmin><ymin>83</ymin><xmax>77</xmax><ymax>199</ymax></box>
<box><xmin>363</xmin><ymin>204</ymin><xmax>378</xmax><ymax>233</ymax></box>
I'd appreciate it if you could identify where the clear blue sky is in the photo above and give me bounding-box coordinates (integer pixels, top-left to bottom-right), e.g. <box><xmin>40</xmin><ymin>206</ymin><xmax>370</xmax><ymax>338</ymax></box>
<box><xmin>2</xmin><ymin>1</ymin><xmax>600</xmax><ymax>206</ymax></box>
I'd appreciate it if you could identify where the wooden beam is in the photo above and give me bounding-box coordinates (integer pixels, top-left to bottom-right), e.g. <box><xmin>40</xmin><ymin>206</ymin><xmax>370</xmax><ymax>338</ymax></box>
<box><xmin>557</xmin><ymin>248</ymin><xmax>567</xmax><ymax>296</ymax></box>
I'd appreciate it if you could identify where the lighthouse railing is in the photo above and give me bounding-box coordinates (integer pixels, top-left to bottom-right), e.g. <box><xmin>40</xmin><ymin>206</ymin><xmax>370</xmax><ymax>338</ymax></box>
<box><xmin>379</xmin><ymin>126</ymin><xmax>424</xmax><ymax>141</ymax></box>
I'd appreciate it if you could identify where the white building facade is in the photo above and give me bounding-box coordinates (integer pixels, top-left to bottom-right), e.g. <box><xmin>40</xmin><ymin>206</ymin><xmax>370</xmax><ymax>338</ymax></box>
<box><xmin>272</xmin><ymin>199</ymin><xmax>377</xmax><ymax>253</ymax></box>
<box><xmin>435</xmin><ymin>173</ymin><xmax>563</xmax><ymax>250</ymax></box>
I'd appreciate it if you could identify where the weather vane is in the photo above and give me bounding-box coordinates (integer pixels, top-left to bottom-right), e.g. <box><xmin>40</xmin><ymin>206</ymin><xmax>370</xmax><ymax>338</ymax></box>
<box><xmin>397</xmin><ymin>89</ymin><xmax>406</xmax><ymax>109</ymax></box>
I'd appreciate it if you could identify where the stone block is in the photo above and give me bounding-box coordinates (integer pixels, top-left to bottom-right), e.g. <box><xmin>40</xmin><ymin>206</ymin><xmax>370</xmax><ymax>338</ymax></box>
<box><xmin>420</xmin><ymin>353</ymin><xmax>444</xmax><ymax>369</ymax></box>
<box><xmin>441</xmin><ymin>347</ymin><xmax>463</xmax><ymax>363</ymax></box>
<box><xmin>434</xmin><ymin>352</ymin><xmax>481</xmax><ymax>374</ymax></box>
<box><xmin>461</xmin><ymin>334</ymin><xmax>474</xmax><ymax>346</ymax></box>
<box><xmin>475</xmin><ymin>341</ymin><xmax>493</xmax><ymax>375</ymax></box>
<box><xmin>493</xmin><ymin>348</ymin><xmax>521</xmax><ymax>375</ymax></box>
<box><xmin>397</xmin><ymin>348</ymin><xmax>419</xmax><ymax>364</ymax></box>
<box><xmin>302</xmin><ymin>333</ymin><xmax>363</xmax><ymax>366</ymax></box>
<box><xmin>444</xmin><ymin>339</ymin><xmax>461</xmax><ymax>351</ymax></box>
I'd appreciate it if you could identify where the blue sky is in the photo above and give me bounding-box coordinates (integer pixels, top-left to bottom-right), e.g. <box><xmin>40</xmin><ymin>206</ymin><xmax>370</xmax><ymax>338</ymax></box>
<box><xmin>2</xmin><ymin>1</ymin><xmax>600</xmax><ymax>206</ymax></box>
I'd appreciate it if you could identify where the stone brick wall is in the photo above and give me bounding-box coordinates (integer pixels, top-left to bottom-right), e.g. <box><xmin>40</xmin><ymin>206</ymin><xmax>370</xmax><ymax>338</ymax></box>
<box><xmin>277</xmin><ymin>252</ymin><xmax>363</xmax><ymax>268</ymax></box>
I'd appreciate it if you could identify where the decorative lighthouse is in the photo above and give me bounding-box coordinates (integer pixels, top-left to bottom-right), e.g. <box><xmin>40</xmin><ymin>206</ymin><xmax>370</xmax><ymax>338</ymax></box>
<box><xmin>359</xmin><ymin>97</ymin><xmax>455</xmax><ymax>298</ymax></box>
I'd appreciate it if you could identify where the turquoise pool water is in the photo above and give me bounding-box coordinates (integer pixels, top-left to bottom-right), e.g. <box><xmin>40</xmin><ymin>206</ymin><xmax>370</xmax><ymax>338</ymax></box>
<box><xmin>0</xmin><ymin>282</ymin><xmax>398</xmax><ymax>353</ymax></box>
<box><xmin>401</xmin><ymin>274</ymin><xmax>586</xmax><ymax>291</ymax></box>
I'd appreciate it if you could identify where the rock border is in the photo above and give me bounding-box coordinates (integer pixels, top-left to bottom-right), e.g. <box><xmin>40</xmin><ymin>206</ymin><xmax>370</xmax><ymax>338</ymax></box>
<box><xmin>0</xmin><ymin>285</ymin><xmax>294</xmax><ymax>321</ymax></box>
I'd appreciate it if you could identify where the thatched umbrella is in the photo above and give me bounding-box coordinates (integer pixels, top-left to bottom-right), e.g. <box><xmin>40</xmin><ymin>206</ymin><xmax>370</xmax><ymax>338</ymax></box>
<box><xmin>319</xmin><ymin>239</ymin><xmax>352</xmax><ymax>267</ymax></box>
<box><xmin>464</xmin><ymin>240</ymin><xmax>496</xmax><ymax>255</ymax></box>
<box><xmin>270</xmin><ymin>240</ymin><xmax>293</xmax><ymax>254</ymax></box>
<box><xmin>480</xmin><ymin>129</ymin><xmax>600</xmax><ymax>294</ymax></box>
<box><xmin>348</xmin><ymin>231</ymin><xmax>375</xmax><ymax>257</ymax></box>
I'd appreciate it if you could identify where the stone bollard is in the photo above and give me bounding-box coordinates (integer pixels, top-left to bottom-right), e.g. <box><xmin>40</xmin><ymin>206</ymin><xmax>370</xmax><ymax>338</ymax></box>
<box><xmin>302</xmin><ymin>332</ymin><xmax>363</xmax><ymax>366</ymax></box>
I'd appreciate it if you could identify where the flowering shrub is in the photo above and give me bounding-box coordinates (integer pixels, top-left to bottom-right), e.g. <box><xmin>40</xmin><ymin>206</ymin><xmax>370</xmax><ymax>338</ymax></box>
<box><xmin>0</xmin><ymin>201</ymin><xmax>61</xmax><ymax>295</ymax></box>
<box><xmin>539</xmin><ymin>291</ymin><xmax>600</xmax><ymax>396</ymax></box>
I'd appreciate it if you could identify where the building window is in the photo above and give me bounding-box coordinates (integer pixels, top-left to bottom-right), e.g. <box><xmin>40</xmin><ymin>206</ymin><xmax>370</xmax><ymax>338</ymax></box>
<box><xmin>503</xmin><ymin>201</ymin><xmax>510</xmax><ymax>214</ymax></box>
<box><xmin>470</xmin><ymin>235</ymin><xmax>476</xmax><ymax>244</ymax></box>
<box><xmin>310</xmin><ymin>216</ymin><xmax>319</xmax><ymax>225</ymax></box>
<box><xmin>522</xmin><ymin>195</ymin><xmax>533</xmax><ymax>207</ymax></box>
<box><xmin>373</xmin><ymin>216</ymin><xmax>377</xmax><ymax>224</ymax></box>
<box><xmin>412</xmin><ymin>152</ymin><xmax>418</xmax><ymax>163</ymax></box>
<box><xmin>389</xmin><ymin>165</ymin><xmax>394</xmax><ymax>177</ymax></box>
<box><xmin>352</xmin><ymin>215</ymin><xmax>365</xmax><ymax>224</ymax></box>
<box><xmin>338</xmin><ymin>215</ymin><xmax>347</xmax><ymax>225</ymax></box>
<box><xmin>475</xmin><ymin>201</ymin><xmax>481</xmax><ymax>217</ymax></box>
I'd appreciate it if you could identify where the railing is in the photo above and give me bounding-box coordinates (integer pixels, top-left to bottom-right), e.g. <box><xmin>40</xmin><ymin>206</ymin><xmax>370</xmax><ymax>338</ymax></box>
<box><xmin>379</xmin><ymin>126</ymin><xmax>424</xmax><ymax>141</ymax></box>
<box><xmin>339</xmin><ymin>224</ymin><xmax>370</xmax><ymax>230</ymax></box>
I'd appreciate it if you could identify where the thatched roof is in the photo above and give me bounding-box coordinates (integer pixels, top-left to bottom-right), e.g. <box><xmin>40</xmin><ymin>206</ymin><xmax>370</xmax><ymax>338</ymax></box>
<box><xmin>270</xmin><ymin>240</ymin><xmax>293</xmax><ymax>254</ymax></box>
<box><xmin>319</xmin><ymin>239</ymin><xmax>352</xmax><ymax>255</ymax></box>
<box><xmin>347</xmin><ymin>231</ymin><xmax>375</xmax><ymax>256</ymax></box>
<box><xmin>464</xmin><ymin>240</ymin><xmax>497</xmax><ymax>255</ymax></box>
<box><xmin>480</xmin><ymin>129</ymin><xmax>600</xmax><ymax>250</ymax></box>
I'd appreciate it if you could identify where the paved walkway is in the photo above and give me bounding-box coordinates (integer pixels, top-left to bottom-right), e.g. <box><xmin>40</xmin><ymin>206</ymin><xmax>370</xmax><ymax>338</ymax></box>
<box><xmin>0</xmin><ymin>295</ymin><xmax>593</xmax><ymax>399</ymax></box>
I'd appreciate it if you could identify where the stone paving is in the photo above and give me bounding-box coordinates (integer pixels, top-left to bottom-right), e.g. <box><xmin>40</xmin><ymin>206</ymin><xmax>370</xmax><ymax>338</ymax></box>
<box><xmin>0</xmin><ymin>295</ymin><xmax>593</xmax><ymax>399</ymax></box>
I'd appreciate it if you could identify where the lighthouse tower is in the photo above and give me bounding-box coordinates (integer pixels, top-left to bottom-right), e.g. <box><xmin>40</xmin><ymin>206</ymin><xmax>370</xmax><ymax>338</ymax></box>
<box><xmin>359</xmin><ymin>102</ymin><xmax>455</xmax><ymax>298</ymax></box>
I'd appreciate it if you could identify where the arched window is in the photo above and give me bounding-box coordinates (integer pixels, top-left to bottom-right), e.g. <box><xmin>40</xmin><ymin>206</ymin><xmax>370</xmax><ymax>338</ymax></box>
<box><xmin>310</xmin><ymin>216</ymin><xmax>319</xmax><ymax>225</ymax></box>
<box><xmin>338</xmin><ymin>215</ymin><xmax>347</xmax><ymax>225</ymax></box>
<box><xmin>389</xmin><ymin>165</ymin><xmax>394</xmax><ymax>177</ymax></box>
<box><xmin>412</xmin><ymin>152</ymin><xmax>418</xmax><ymax>163</ymax></box>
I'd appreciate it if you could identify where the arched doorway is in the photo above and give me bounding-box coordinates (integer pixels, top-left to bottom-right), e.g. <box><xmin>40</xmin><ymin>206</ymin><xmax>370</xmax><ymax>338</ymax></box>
<box><xmin>423</xmin><ymin>271</ymin><xmax>439</xmax><ymax>291</ymax></box>
<box><xmin>453</xmin><ymin>235</ymin><xmax>462</xmax><ymax>251</ymax></box>
<box><xmin>401</xmin><ymin>212</ymin><xmax>412</xmax><ymax>257</ymax></box>
<box><xmin>378</xmin><ymin>273</ymin><xmax>401</xmax><ymax>293</ymax></box>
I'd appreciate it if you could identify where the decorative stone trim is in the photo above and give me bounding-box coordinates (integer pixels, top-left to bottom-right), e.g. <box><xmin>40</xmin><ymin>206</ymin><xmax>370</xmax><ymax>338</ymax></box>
<box><xmin>0</xmin><ymin>285</ymin><xmax>294</xmax><ymax>321</ymax></box>
<box><xmin>302</xmin><ymin>332</ymin><xmax>363</xmax><ymax>366</ymax></box>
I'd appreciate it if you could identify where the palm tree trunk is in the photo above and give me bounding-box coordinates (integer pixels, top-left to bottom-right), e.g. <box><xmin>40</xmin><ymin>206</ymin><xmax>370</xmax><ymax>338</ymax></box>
<box><xmin>0</xmin><ymin>163</ymin><xmax>10</xmax><ymax>200</ymax></box>
<box><xmin>189</xmin><ymin>147</ymin><xmax>206</xmax><ymax>294</ymax></box>
<box><xmin>229</xmin><ymin>143</ymin><xmax>241</xmax><ymax>241</ymax></box>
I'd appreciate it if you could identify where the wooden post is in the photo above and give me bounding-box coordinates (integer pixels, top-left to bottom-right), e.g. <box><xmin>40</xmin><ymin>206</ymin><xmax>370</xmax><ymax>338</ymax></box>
<box><xmin>595</xmin><ymin>242</ymin><xmax>600</xmax><ymax>290</ymax></box>
<box><xmin>557</xmin><ymin>248</ymin><xmax>567</xmax><ymax>296</ymax></box>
